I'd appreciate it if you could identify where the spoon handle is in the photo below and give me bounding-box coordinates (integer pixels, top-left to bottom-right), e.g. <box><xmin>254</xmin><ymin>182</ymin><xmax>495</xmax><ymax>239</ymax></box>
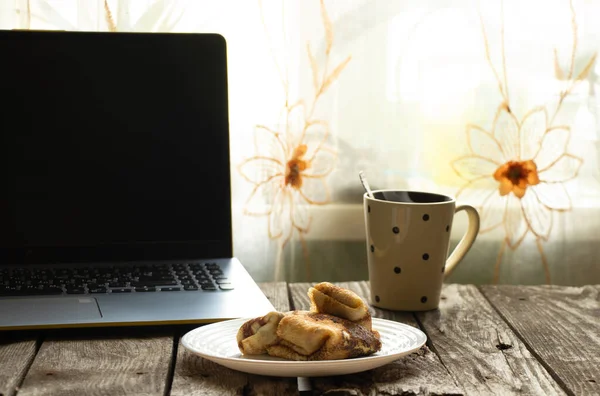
<box><xmin>359</xmin><ymin>171</ymin><xmax>374</xmax><ymax>198</ymax></box>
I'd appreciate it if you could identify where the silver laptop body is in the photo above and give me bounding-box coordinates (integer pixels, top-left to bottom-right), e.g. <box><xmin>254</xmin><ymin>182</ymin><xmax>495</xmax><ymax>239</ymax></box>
<box><xmin>0</xmin><ymin>30</ymin><xmax>274</xmax><ymax>330</ymax></box>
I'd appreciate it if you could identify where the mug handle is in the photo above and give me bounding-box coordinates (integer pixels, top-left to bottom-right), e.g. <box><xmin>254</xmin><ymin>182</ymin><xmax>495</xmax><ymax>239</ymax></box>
<box><xmin>444</xmin><ymin>205</ymin><xmax>480</xmax><ymax>278</ymax></box>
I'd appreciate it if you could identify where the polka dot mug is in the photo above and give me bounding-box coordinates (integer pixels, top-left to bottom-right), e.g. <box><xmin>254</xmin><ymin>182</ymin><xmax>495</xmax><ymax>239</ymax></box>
<box><xmin>364</xmin><ymin>190</ymin><xmax>480</xmax><ymax>311</ymax></box>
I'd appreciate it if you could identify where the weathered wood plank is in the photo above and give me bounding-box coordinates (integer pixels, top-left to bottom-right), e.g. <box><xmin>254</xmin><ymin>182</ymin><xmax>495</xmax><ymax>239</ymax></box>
<box><xmin>0</xmin><ymin>333</ymin><xmax>38</xmax><ymax>396</ymax></box>
<box><xmin>416</xmin><ymin>284</ymin><xmax>565</xmax><ymax>395</ymax></box>
<box><xmin>259</xmin><ymin>281</ymin><xmax>291</xmax><ymax>313</ymax></box>
<box><xmin>481</xmin><ymin>285</ymin><xmax>600</xmax><ymax>396</ymax></box>
<box><xmin>16</xmin><ymin>332</ymin><xmax>173</xmax><ymax>396</ymax></box>
<box><xmin>289</xmin><ymin>281</ymin><xmax>463</xmax><ymax>396</ymax></box>
<box><xmin>170</xmin><ymin>282</ymin><xmax>297</xmax><ymax>396</ymax></box>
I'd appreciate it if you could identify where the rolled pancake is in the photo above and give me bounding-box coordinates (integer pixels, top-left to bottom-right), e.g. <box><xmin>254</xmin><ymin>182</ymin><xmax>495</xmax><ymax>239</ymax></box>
<box><xmin>236</xmin><ymin>311</ymin><xmax>284</xmax><ymax>355</ymax></box>
<box><xmin>236</xmin><ymin>283</ymin><xmax>382</xmax><ymax>360</ymax></box>
<box><xmin>266</xmin><ymin>311</ymin><xmax>382</xmax><ymax>361</ymax></box>
<box><xmin>309</xmin><ymin>282</ymin><xmax>374</xmax><ymax>332</ymax></box>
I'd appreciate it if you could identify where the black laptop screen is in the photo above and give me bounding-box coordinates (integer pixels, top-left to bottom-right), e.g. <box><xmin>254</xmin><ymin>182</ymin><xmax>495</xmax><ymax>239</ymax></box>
<box><xmin>0</xmin><ymin>31</ymin><xmax>232</xmax><ymax>264</ymax></box>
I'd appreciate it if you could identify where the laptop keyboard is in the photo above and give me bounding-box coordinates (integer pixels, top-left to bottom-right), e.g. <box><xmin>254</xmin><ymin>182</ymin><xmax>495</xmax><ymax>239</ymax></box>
<box><xmin>0</xmin><ymin>262</ymin><xmax>234</xmax><ymax>297</ymax></box>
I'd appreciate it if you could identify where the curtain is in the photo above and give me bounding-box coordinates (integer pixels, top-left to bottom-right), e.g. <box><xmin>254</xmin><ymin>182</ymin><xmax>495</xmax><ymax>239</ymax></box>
<box><xmin>4</xmin><ymin>0</ymin><xmax>599</xmax><ymax>286</ymax></box>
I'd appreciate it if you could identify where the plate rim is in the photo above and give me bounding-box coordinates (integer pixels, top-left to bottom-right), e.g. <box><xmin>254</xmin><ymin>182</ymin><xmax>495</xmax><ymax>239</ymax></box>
<box><xmin>181</xmin><ymin>316</ymin><xmax>427</xmax><ymax>369</ymax></box>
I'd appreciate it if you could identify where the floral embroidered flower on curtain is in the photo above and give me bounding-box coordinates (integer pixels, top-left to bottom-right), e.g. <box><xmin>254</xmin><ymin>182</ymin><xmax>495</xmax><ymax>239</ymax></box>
<box><xmin>451</xmin><ymin>0</ymin><xmax>595</xmax><ymax>284</ymax></box>
<box><xmin>7</xmin><ymin>0</ymin><xmax>600</xmax><ymax>285</ymax></box>
<box><xmin>238</xmin><ymin>0</ymin><xmax>351</xmax><ymax>281</ymax></box>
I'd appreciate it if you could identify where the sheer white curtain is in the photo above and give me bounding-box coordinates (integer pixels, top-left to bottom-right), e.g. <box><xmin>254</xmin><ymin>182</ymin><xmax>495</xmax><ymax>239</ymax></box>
<box><xmin>3</xmin><ymin>0</ymin><xmax>600</xmax><ymax>285</ymax></box>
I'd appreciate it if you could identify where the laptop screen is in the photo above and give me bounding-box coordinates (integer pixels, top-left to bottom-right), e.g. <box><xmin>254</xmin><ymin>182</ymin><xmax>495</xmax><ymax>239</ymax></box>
<box><xmin>0</xmin><ymin>31</ymin><xmax>232</xmax><ymax>264</ymax></box>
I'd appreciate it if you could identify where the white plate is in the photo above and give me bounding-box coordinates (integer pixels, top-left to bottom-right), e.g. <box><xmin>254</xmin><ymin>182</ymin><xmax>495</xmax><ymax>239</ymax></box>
<box><xmin>181</xmin><ymin>317</ymin><xmax>427</xmax><ymax>377</ymax></box>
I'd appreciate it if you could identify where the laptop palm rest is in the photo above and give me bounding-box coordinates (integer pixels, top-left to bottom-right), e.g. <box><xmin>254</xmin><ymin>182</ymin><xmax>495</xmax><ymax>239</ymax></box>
<box><xmin>0</xmin><ymin>297</ymin><xmax>102</xmax><ymax>327</ymax></box>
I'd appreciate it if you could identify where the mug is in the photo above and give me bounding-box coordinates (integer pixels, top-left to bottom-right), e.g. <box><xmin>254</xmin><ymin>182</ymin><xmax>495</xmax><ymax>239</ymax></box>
<box><xmin>364</xmin><ymin>190</ymin><xmax>480</xmax><ymax>311</ymax></box>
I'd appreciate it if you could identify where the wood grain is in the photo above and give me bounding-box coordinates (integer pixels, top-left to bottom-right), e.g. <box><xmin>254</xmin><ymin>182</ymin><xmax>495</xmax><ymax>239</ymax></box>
<box><xmin>289</xmin><ymin>281</ymin><xmax>463</xmax><ymax>395</ymax></box>
<box><xmin>481</xmin><ymin>285</ymin><xmax>600</xmax><ymax>396</ymax></box>
<box><xmin>0</xmin><ymin>334</ymin><xmax>38</xmax><ymax>396</ymax></box>
<box><xmin>416</xmin><ymin>284</ymin><xmax>565</xmax><ymax>395</ymax></box>
<box><xmin>258</xmin><ymin>281</ymin><xmax>291</xmax><ymax>313</ymax></box>
<box><xmin>170</xmin><ymin>282</ymin><xmax>297</xmax><ymax>396</ymax></box>
<box><xmin>16</xmin><ymin>333</ymin><xmax>173</xmax><ymax>396</ymax></box>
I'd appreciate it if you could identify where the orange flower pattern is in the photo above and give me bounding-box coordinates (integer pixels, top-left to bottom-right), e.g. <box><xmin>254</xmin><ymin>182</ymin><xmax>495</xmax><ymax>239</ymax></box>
<box><xmin>452</xmin><ymin>0</ymin><xmax>594</xmax><ymax>284</ymax></box>
<box><xmin>494</xmin><ymin>160</ymin><xmax>540</xmax><ymax>198</ymax></box>
<box><xmin>285</xmin><ymin>145</ymin><xmax>310</xmax><ymax>189</ymax></box>
<box><xmin>238</xmin><ymin>101</ymin><xmax>337</xmax><ymax>243</ymax></box>
<box><xmin>453</xmin><ymin>107</ymin><xmax>583</xmax><ymax>248</ymax></box>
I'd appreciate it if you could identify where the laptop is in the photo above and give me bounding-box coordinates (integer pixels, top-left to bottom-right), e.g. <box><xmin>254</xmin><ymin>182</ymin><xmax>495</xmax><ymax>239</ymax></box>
<box><xmin>0</xmin><ymin>30</ymin><xmax>274</xmax><ymax>330</ymax></box>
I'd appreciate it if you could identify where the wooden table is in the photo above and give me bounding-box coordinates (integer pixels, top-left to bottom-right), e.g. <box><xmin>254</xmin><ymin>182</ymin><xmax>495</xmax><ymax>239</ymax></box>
<box><xmin>1</xmin><ymin>282</ymin><xmax>599</xmax><ymax>396</ymax></box>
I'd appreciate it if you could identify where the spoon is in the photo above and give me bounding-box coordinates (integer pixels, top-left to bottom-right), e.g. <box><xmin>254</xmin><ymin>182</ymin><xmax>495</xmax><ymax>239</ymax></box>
<box><xmin>359</xmin><ymin>171</ymin><xmax>374</xmax><ymax>199</ymax></box>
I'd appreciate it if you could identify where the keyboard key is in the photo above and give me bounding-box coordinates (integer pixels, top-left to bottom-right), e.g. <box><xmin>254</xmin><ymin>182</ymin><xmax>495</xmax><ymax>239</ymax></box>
<box><xmin>66</xmin><ymin>288</ymin><xmax>86</xmax><ymax>294</ymax></box>
<box><xmin>0</xmin><ymin>286</ymin><xmax>64</xmax><ymax>296</ymax></box>
<box><xmin>138</xmin><ymin>275</ymin><xmax>174</xmax><ymax>281</ymax></box>
<box><xmin>183</xmin><ymin>285</ymin><xmax>198</xmax><ymax>291</ymax></box>
<box><xmin>0</xmin><ymin>289</ymin><xmax>19</xmax><ymax>297</ymax></box>
<box><xmin>89</xmin><ymin>287</ymin><xmax>108</xmax><ymax>294</ymax></box>
<box><xmin>159</xmin><ymin>287</ymin><xmax>181</xmax><ymax>292</ymax></box>
<box><xmin>42</xmin><ymin>286</ymin><xmax>65</xmax><ymax>295</ymax></box>
<box><xmin>135</xmin><ymin>287</ymin><xmax>156</xmax><ymax>292</ymax></box>
<box><xmin>201</xmin><ymin>284</ymin><xmax>217</xmax><ymax>291</ymax></box>
<box><xmin>111</xmin><ymin>288</ymin><xmax>132</xmax><ymax>293</ymax></box>
<box><xmin>152</xmin><ymin>264</ymin><xmax>169</xmax><ymax>270</ymax></box>
<box><xmin>131</xmin><ymin>280</ymin><xmax>177</xmax><ymax>287</ymax></box>
<box><xmin>215</xmin><ymin>280</ymin><xmax>231</xmax><ymax>285</ymax></box>
<box><xmin>219</xmin><ymin>284</ymin><xmax>235</xmax><ymax>291</ymax></box>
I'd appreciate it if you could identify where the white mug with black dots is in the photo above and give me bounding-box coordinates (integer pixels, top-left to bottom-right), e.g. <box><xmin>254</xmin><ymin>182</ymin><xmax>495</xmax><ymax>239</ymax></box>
<box><xmin>364</xmin><ymin>190</ymin><xmax>480</xmax><ymax>311</ymax></box>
